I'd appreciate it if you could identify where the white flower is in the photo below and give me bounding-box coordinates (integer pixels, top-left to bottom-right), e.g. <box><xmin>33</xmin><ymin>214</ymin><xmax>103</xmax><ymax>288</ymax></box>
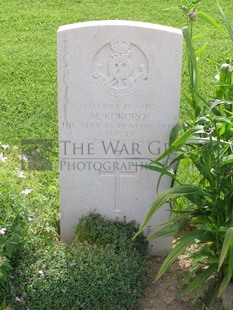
<box><xmin>0</xmin><ymin>153</ymin><xmax>7</xmax><ymax>162</ymax></box>
<box><xmin>0</xmin><ymin>228</ymin><xmax>6</xmax><ymax>235</ymax></box>
<box><xmin>17</xmin><ymin>170</ymin><xmax>26</xmax><ymax>179</ymax></box>
<box><xmin>1</xmin><ymin>144</ymin><xmax>10</xmax><ymax>150</ymax></box>
<box><xmin>15</xmin><ymin>296</ymin><xmax>22</xmax><ymax>302</ymax></box>
<box><xmin>21</xmin><ymin>189</ymin><xmax>32</xmax><ymax>195</ymax></box>
<box><xmin>19</xmin><ymin>154</ymin><xmax>28</xmax><ymax>161</ymax></box>
<box><xmin>38</xmin><ymin>270</ymin><xmax>44</xmax><ymax>275</ymax></box>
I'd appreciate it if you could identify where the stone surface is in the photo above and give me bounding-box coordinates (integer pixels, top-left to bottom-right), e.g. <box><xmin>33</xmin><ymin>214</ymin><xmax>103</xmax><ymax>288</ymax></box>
<box><xmin>221</xmin><ymin>283</ymin><xmax>233</xmax><ymax>310</ymax></box>
<box><xmin>57</xmin><ymin>20</ymin><xmax>183</xmax><ymax>254</ymax></box>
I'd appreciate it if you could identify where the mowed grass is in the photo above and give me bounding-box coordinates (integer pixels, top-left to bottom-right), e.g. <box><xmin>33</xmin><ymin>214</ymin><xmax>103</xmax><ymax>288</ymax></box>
<box><xmin>0</xmin><ymin>0</ymin><xmax>232</xmax><ymax>169</ymax></box>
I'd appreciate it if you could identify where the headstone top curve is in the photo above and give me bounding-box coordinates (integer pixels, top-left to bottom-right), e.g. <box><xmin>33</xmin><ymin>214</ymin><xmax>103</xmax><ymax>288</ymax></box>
<box><xmin>57</xmin><ymin>20</ymin><xmax>182</xmax><ymax>36</ymax></box>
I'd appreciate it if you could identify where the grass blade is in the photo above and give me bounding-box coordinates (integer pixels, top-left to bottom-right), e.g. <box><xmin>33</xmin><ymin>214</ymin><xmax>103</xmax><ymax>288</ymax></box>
<box><xmin>133</xmin><ymin>185</ymin><xmax>205</xmax><ymax>239</ymax></box>
<box><xmin>183</xmin><ymin>264</ymin><xmax>217</xmax><ymax>293</ymax></box>
<box><xmin>196</xmin><ymin>11</ymin><xmax>225</xmax><ymax>33</ymax></box>
<box><xmin>217</xmin><ymin>2</ymin><xmax>233</xmax><ymax>41</ymax></box>
<box><xmin>195</xmin><ymin>42</ymin><xmax>208</xmax><ymax>57</ymax></box>
<box><xmin>218</xmin><ymin>227</ymin><xmax>233</xmax><ymax>271</ymax></box>
<box><xmin>227</xmin><ymin>243</ymin><xmax>233</xmax><ymax>279</ymax></box>
<box><xmin>182</xmin><ymin>26</ymin><xmax>199</xmax><ymax>95</ymax></box>
<box><xmin>156</xmin><ymin>230</ymin><xmax>214</xmax><ymax>281</ymax></box>
<box><xmin>141</xmin><ymin>163</ymin><xmax>176</xmax><ymax>179</ymax></box>
<box><xmin>154</xmin><ymin>125</ymin><xmax>203</xmax><ymax>162</ymax></box>
<box><xmin>148</xmin><ymin>219</ymin><xmax>187</xmax><ymax>239</ymax></box>
<box><xmin>169</xmin><ymin>122</ymin><xmax>183</xmax><ymax>145</ymax></box>
<box><xmin>217</xmin><ymin>273</ymin><xmax>232</xmax><ymax>297</ymax></box>
<box><xmin>222</xmin><ymin>155</ymin><xmax>233</xmax><ymax>165</ymax></box>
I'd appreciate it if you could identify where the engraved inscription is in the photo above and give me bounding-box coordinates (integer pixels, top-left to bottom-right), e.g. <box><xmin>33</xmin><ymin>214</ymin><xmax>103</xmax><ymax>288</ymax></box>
<box><xmin>92</xmin><ymin>39</ymin><xmax>148</xmax><ymax>97</ymax></box>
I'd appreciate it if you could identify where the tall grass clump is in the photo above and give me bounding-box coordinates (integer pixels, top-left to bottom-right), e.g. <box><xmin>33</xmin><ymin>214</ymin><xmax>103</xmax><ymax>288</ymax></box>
<box><xmin>135</xmin><ymin>1</ymin><xmax>233</xmax><ymax>306</ymax></box>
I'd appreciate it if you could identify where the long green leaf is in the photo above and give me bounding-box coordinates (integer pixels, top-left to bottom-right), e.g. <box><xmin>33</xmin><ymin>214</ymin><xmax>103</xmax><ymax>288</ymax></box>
<box><xmin>191</xmin><ymin>0</ymin><xmax>202</xmax><ymax>4</ymax></box>
<box><xmin>218</xmin><ymin>227</ymin><xmax>233</xmax><ymax>271</ymax></box>
<box><xmin>210</xmin><ymin>99</ymin><xmax>233</xmax><ymax>110</ymax></box>
<box><xmin>169</xmin><ymin>122</ymin><xmax>183</xmax><ymax>145</ymax></box>
<box><xmin>183</xmin><ymin>264</ymin><xmax>217</xmax><ymax>294</ymax></box>
<box><xmin>192</xmin><ymin>34</ymin><xmax>206</xmax><ymax>40</ymax></box>
<box><xmin>133</xmin><ymin>185</ymin><xmax>205</xmax><ymax>239</ymax></box>
<box><xmin>217</xmin><ymin>2</ymin><xmax>233</xmax><ymax>41</ymax></box>
<box><xmin>147</xmin><ymin>219</ymin><xmax>187</xmax><ymax>240</ymax></box>
<box><xmin>154</xmin><ymin>125</ymin><xmax>203</xmax><ymax>162</ymax></box>
<box><xmin>222</xmin><ymin>155</ymin><xmax>233</xmax><ymax>165</ymax></box>
<box><xmin>196</xmin><ymin>11</ymin><xmax>225</xmax><ymax>33</ymax></box>
<box><xmin>228</xmin><ymin>243</ymin><xmax>233</xmax><ymax>279</ymax></box>
<box><xmin>182</xmin><ymin>26</ymin><xmax>199</xmax><ymax>94</ymax></box>
<box><xmin>140</xmin><ymin>163</ymin><xmax>176</xmax><ymax>179</ymax></box>
<box><xmin>195</xmin><ymin>42</ymin><xmax>208</xmax><ymax>57</ymax></box>
<box><xmin>187</xmin><ymin>137</ymin><xmax>212</xmax><ymax>143</ymax></box>
<box><xmin>217</xmin><ymin>273</ymin><xmax>232</xmax><ymax>297</ymax></box>
<box><xmin>156</xmin><ymin>230</ymin><xmax>214</xmax><ymax>281</ymax></box>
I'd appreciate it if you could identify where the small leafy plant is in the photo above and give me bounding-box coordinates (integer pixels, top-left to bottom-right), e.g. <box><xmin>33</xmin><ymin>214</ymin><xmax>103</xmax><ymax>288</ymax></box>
<box><xmin>8</xmin><ymin>213</ymin><xmax>147</xmax><ymax>310</ymax></box>
<box><xmin>135</xmin><ymin>1</ymin><xmax>233</xmax><ymax>306</ymax></box>
<box><xmin>73</xmin><ymin>212</ymin><xmax>148</xmax><ymax>255</ymax></box>
<box><xmin>0</xmin><ymin>143</ymin><xmax>59</xmax><ymax>304</ymax></box>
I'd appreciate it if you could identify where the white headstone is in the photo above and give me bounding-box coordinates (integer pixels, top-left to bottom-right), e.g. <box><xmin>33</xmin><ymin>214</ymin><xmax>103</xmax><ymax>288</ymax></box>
<box><xmin>58</xmin><ymin>21</ymin><xmax>182</xmax><ymax>254</ymax></box>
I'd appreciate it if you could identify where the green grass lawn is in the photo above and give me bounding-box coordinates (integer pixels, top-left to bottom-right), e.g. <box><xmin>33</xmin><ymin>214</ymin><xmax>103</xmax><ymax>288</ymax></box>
<box><xmin>0</xmin><ymin>0</ymin><xmax>232</xmax><ymax>147</ymax></box>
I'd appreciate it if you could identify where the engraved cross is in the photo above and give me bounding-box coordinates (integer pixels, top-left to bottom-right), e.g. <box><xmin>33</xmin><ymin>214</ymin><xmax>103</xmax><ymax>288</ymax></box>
<box><xmin>99</xmin><ymin>156</ymin><xmax>138</xmax><ymax>212</ymax></box>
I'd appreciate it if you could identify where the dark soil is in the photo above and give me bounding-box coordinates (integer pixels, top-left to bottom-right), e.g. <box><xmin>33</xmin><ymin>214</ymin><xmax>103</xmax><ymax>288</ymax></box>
<box><xmin>141</xmin><ymin>255</ymin><xmax>224</xmax><ymax>310</ymax></box>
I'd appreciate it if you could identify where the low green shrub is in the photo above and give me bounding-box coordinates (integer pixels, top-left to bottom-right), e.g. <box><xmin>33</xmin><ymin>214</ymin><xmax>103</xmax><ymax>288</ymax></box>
<box><xmin>74</xmin><ymin>212</ymin><xmax>148</xmax><ymax>255</ymax></box>
<box><xmin>8</xmin><ymin>214</ymin><xmax>147</xmax><ymax>310</ymax></box>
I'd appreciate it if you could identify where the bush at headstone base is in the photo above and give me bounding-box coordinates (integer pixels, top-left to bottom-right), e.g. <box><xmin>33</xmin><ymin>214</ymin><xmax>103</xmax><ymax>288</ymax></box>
<box><xmin>73</xmin><ymin>212</ymin><xmax>148</xmax><ymax>255</ymax></box>
<box><xmin>8</xmin><ymin>214</ymin><xmax>147</xmax><ymax>310</ymax></box>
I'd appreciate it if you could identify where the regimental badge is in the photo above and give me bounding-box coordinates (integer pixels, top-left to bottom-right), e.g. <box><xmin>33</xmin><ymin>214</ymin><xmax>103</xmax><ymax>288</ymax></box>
<box><xmin>92</xmin><ymin>39</ymin><xmax>149</xmax><ymax>97</ymax></box>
